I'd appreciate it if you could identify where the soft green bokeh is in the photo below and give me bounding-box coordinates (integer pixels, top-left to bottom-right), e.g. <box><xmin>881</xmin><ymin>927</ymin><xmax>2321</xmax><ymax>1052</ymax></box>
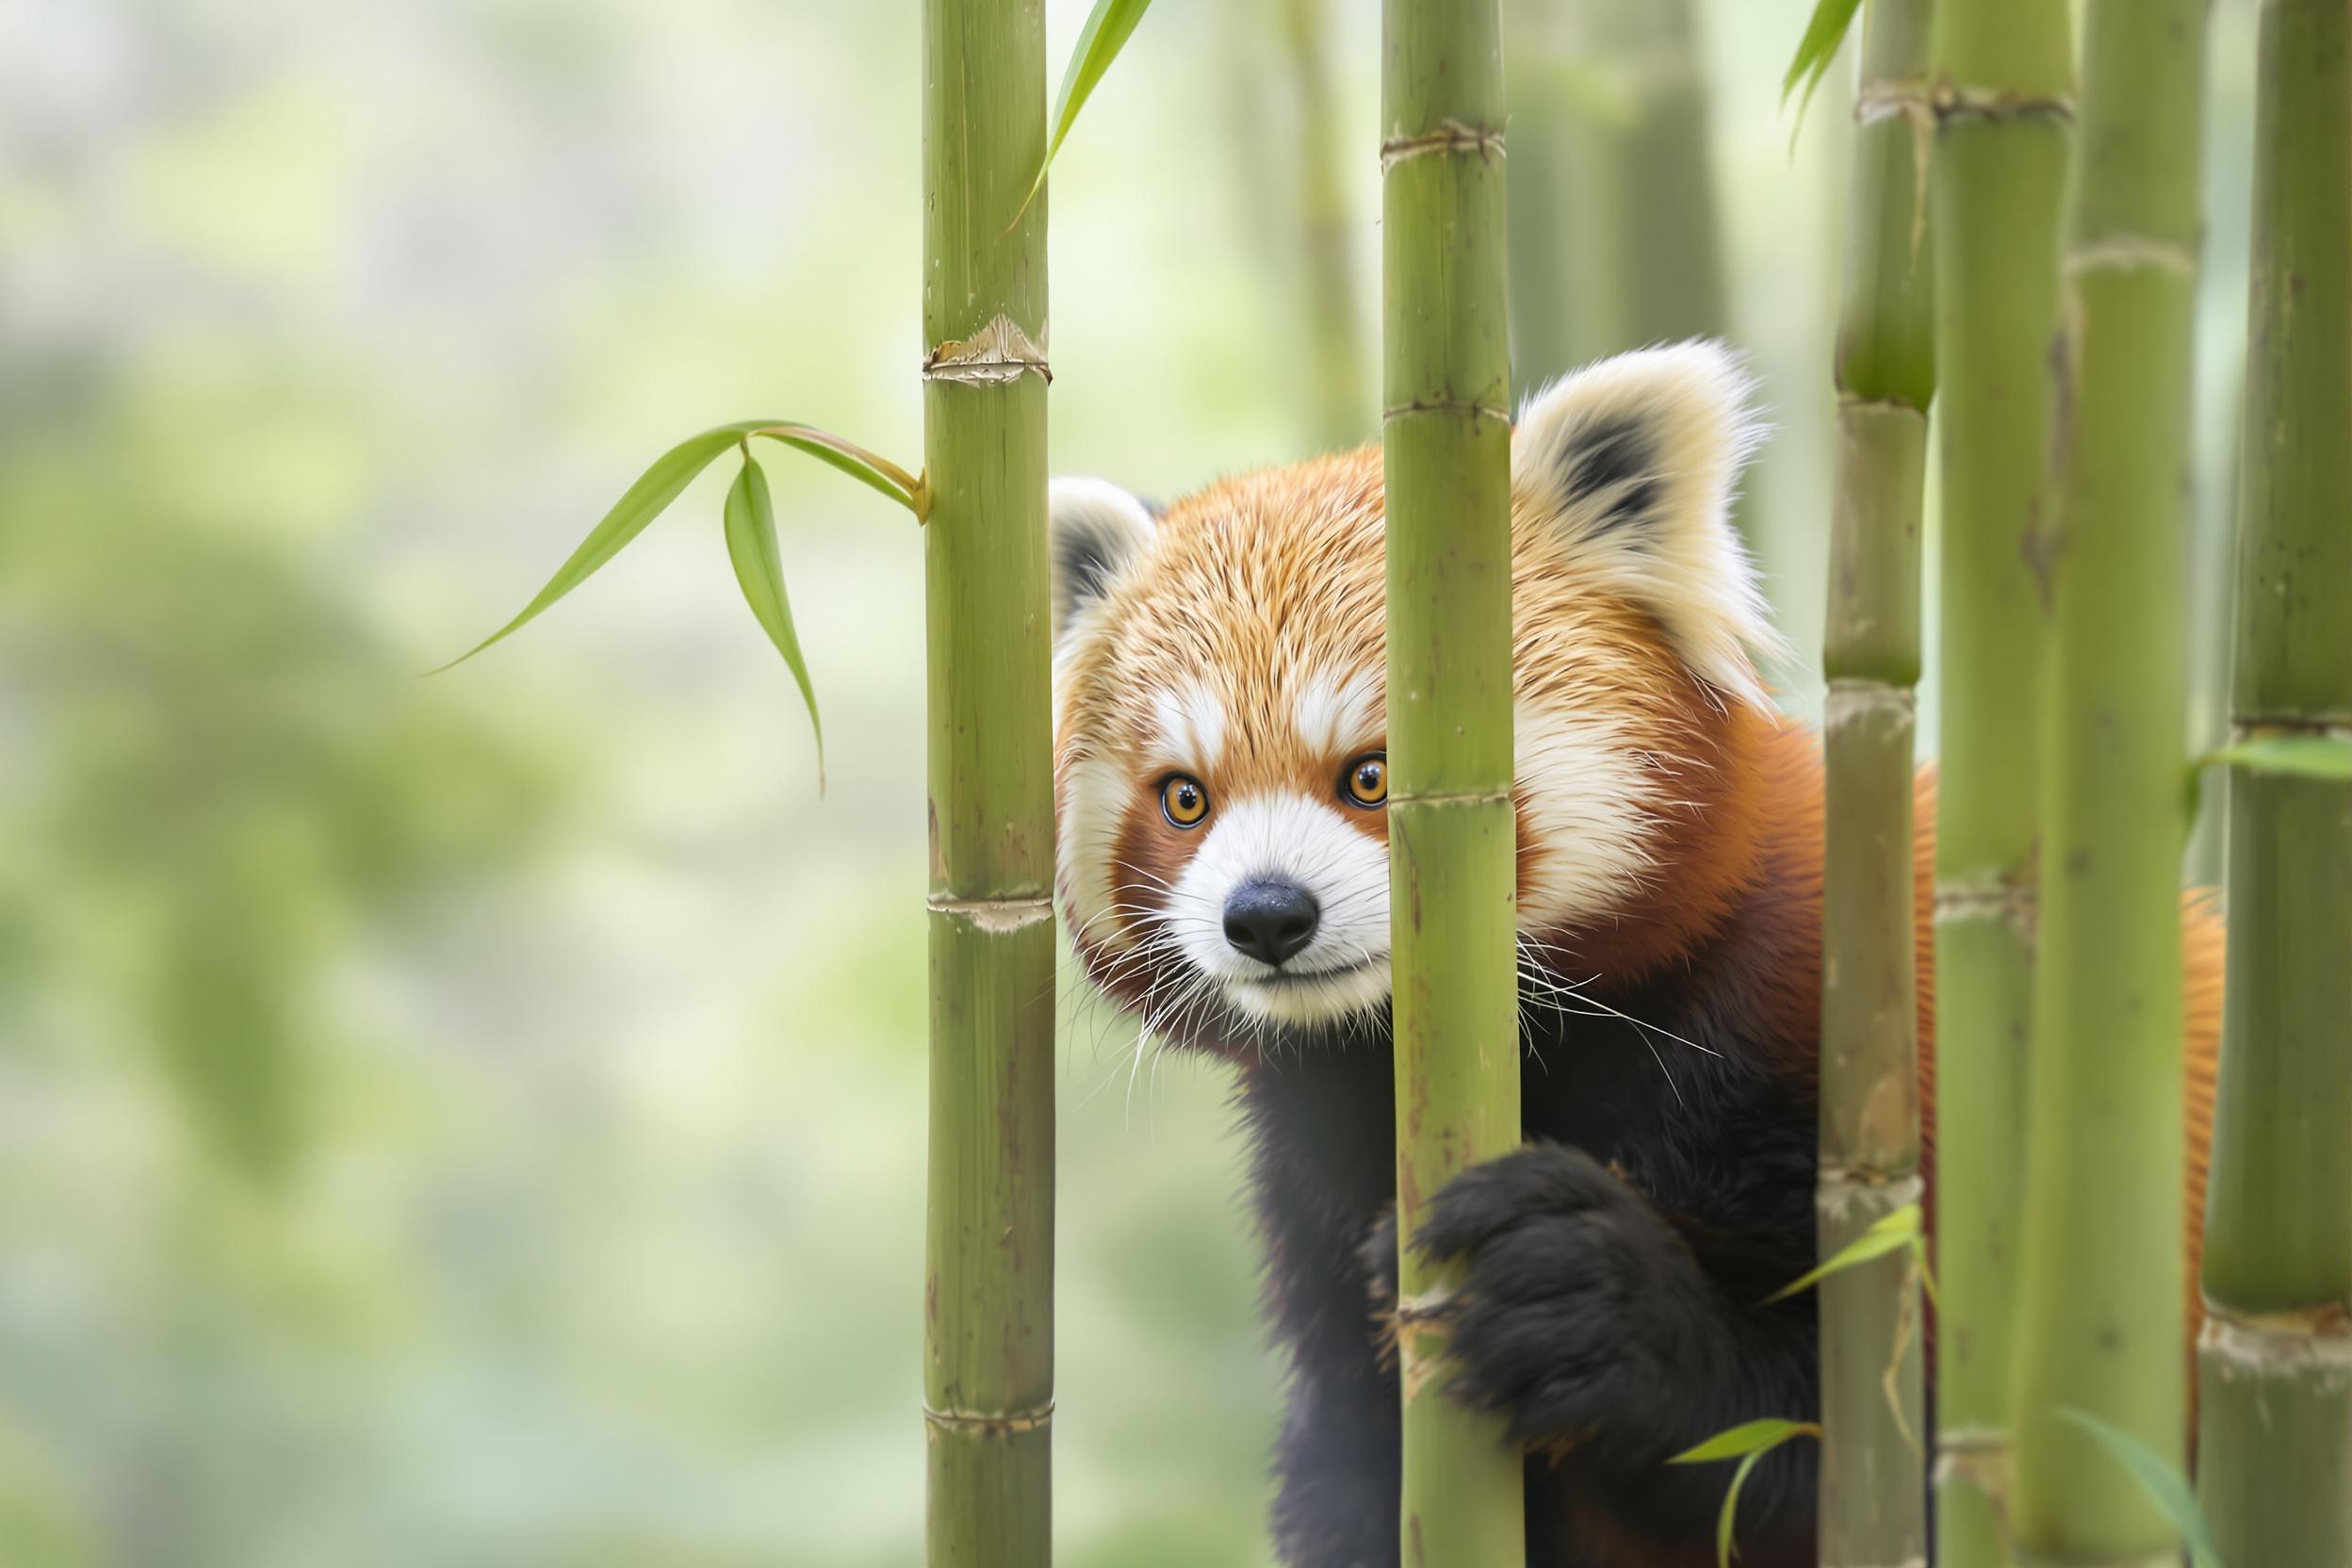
<box><xmin>0</xmin><ymin>1</ymin><xmax>2255</xmax><ymax>1562</ymax></box>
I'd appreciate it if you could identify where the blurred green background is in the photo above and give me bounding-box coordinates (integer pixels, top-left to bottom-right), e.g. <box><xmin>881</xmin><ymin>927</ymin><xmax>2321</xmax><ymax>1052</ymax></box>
<box><xmin>0</xmin><ymin>1</ymin><xmax>2258</xmax><ymax>1562</ymax></box>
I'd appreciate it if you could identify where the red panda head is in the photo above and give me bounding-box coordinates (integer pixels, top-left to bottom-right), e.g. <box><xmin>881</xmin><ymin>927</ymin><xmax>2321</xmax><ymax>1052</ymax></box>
<box><xmin>1051</xmin><ymin>343</ymin><xmax>1783</xmax><ymax>1054</ymax></box>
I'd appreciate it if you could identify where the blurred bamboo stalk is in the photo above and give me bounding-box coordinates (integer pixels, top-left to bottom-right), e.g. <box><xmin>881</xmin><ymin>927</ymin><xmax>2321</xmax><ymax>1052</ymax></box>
<box><xmin>1503</xmin><ymin>0</ymin><xmax>1726</xmax><ymax>391</ymax></box>
<box><xmin>2006</xmin><ymin>0</ymin><xmax>2204</xmax><ymax>1560</ymax></box>
<box><xmin>1815</xmin><ymin>1</ymin><xmax>1933</xmax><ymax>1560</ymax></box>
<box><xmin>919</xmin><ymin>1</ymin><xmax>1056</xmax><ymax>1561</ymax></box>
<box><xmin>1380</xmin><ymin>2</ymin><xmax>1526</xmax><ymax>1562</ymax></box>
<box><xmin>1280</xmin><ymin>0</ymin><xmax>1369</xmax><ymax>450</ymax></box>
<box><xmin>1925</xmin><ymin>0</ymin><xmax>2072</xmax><ymax>1562</ymax></box>
<box><xmin>2197</xmin><ymin>0</ymin><xmax>2352</xmax><ymax>1558</ymax></box>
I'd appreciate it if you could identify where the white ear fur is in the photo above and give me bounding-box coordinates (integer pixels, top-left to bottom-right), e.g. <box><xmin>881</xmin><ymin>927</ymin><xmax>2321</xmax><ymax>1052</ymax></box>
<box><xmin>1511</xmin><ymin>341</ymin><xmax>1783</xmax><ymax>708</ymax></box>
<box><xmin>1048</xmin><ymin>477</ymin><xmax>1156</xmax><ymax>645</ymax></box>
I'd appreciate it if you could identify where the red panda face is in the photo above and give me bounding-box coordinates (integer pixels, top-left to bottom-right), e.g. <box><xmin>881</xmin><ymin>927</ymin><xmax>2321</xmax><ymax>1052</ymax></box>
<box><xmin>1051</xmin><ymin>344</ymin><xmax>1782</xmax><ymax>1054</ymax></box>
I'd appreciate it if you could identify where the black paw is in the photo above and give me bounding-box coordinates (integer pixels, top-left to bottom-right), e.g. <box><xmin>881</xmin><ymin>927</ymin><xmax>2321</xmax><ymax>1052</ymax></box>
<box><xmin>1411</xmin><ymin>1143</ymin><xmax>1722</xmax><ymax>1456</ymax></box>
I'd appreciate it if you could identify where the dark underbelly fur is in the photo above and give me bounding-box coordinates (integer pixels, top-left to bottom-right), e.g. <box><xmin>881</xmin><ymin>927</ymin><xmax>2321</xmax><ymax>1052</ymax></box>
<box><xmin>1234</xmin><ymin>964</ymin><xmax>1821</xmax><ymax>1568</ymax></box>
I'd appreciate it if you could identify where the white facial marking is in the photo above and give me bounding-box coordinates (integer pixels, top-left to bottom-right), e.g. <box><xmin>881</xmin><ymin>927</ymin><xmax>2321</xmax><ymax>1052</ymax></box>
<box><xmin>1166</xmin><ymin>792</ymin><xmax>1391</xmax><ymax>1026</ymax></box>
<box><xmin>1057</xmin><ymin>753</ymin><xmax>1137</xmax><ymax>954</ymax></box>
<box><xmin>1148</xmin><ymin>683</ymin><xmax>1228</xmax><ymax>772</ymax></box>
<box><xmin>1511</xmin><ymin>696</ymin><xmax>1657</xmax><ymax>929</ymax></box>
<box><xmin>1290</xmin><ymin>664</ymin><xmax>1383</xmax><ymax>759</ymax></box>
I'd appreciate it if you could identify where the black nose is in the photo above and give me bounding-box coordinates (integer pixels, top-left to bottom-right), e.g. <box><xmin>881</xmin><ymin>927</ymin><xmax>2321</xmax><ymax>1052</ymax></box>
<box><xmin>1223</xmin><ymin>879</ymin><xmax>1320</xmax><ymax>968</ymax></box>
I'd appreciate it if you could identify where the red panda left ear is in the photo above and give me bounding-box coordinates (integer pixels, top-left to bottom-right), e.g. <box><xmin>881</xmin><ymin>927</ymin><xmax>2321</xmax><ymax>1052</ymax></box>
<box><xmin>1511</xmin><ymin>341</ymin><xmax>1785</xmax><ymax>709</ymax></box>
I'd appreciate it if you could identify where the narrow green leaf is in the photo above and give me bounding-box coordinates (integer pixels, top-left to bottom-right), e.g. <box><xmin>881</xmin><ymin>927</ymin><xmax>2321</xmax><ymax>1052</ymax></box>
<box><xmin>1764</xmin><ymin>1202</ymin><xmax>1923</xmax><ymax>1302</ymax></box>
<box><xmin>750</xmin><ymin>423</ymin><xmax>919</xmax><ymax>511</ymax></box>
<box><xmin>723</xmin><ymin>451</ymin><xmax>825</xmax><ymax>791</ymax></box>
<box><xmin>2186</xmin><ymin>733</ymin><xmax>2352</xmax><ymax>825</ymax></box>
<box><xmin>1668</xmin><ymin>1417</ymin><xmax>1821</xmax><ymax>1465</ymax></box>
<box><xmin>1017</xmin><ymin>0</ymin><xmax>1157</xmax><ymax>222</ymax></box>
<box><xmin>2055</xmin><ymin>1409</ymin><xmax>2226</xmax><ymax>1568</ymax></box>
<box><xmin>1780</xmin><ymin>0</ymin><xmax>1863</xmax><ymax>140</ymax></box>
<box><xmin>432</xmin><ymin>421</ymin><xmax>772</xmax><ymax>673</ymax></box>
<box><xmin>2200</xmin><ymin>733</ymin><xmax>2352</xmax><ymax>781</ymax></box>
<box><xmin>1669</xmin><ymin>1419</ymin><xmax>1821</xmax><ymax>1568</ymax></box>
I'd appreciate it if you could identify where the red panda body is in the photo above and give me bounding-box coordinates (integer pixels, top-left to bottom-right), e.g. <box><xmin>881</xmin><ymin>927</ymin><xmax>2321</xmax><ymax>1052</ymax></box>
<box><xmin>1047</xmin><ymin>344</ymin><xmax>2222</xmax><ymax>1568</ymax></box>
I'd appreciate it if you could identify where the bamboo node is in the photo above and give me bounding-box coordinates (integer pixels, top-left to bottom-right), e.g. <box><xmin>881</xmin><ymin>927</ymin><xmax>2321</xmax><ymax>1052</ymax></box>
<box><xmin>1816</xmin><ymin>1169</ymin><xmax>1923</xmax><ymax>1221</ymax></box>
<box><xmin>923</xmin><ymin>1401</ymin><xmax>1054</xmax><ymax>1436</ymax></box>
<box><xmin>1380</xmin><ymin>395</ymin><xmax>1511</xmax><ymax>426</ymax></box>
<box><xmin>1823</xmin><ymin>679</ymin><xmax>1915</xmax><ymax>727</ymax></box>
<box><xmin>1932</xmin><ymin>1427</ymin><xmax>2012</xmax><ymax>1511</ymax></box>
<box><xmin>2066</xmin><ymin>234</ymin><xmax>2199</xmax><ymax>279</ymax></box>
<box><xmin>2229</xmin><ymin>713</ymin><xmax>2352</xmax><ymax>741</ymax></box>
<box><xmin>923</xmin><ymin>313</ymin><xmax>1051</xmax><ymax>385</ymax></box>
<box><xmin>1932</xmin><ymin>879</ymin><xmax>2036</xmax><ymax>936</ymax></box>
<box><xmin>1378</xmin><ymin>119</ymin><xmax>1504</xmax><ymax>171</ymax></box>
<box><xmin>1929</xmin><ymin>80</ymin><xmax>2074</xmax><ymax>126</ymax></box>
<box><xmin>1391</xmin><ymin>788</ymin><xmax>1514</xmax><ymax>808</ymax></box>
<box><xmin>2199</xmin><ymin>1302</ymin><xmax>2352</xmax><ymax>1380</ymax></box>
<box><xmin>928</xmin><ymin>894</ymin><xmax>1054</xmax><ymax>933</ymax></box>
<box><xmin>1854</xmin><ymin>75</ymin><xmax>1934</xmax><ymax>129</ymax></box>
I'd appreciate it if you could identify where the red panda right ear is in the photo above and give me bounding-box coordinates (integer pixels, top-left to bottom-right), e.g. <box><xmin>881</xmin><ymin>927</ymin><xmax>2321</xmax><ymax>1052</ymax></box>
<box><xmin>1049</xmin><ymin>477</ymin><xmax>1156</xmax><ymax>645</ymax></box>
<box><xmin>1510</xmin><ymin>341</ymin><xmax>1782</xmax><ymax>709</ymax></box>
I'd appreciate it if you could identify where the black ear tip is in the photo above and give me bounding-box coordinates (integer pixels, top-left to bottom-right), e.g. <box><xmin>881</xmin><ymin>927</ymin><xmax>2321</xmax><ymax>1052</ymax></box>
<box><xmin>1048</xmin><ymin>478</ymin><xmax>1157</xmax><ymax>639</ymax></box>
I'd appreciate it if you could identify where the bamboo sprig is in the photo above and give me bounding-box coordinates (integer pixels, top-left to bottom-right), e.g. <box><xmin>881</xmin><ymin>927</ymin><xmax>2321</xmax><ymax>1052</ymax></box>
<box><xmin>436</xmin><ymin>418</ymin><xmax>919</xmax><ymax>783</ymax></box>
<box><xmin>2196</xmin><ymin>0</ymin><xmax>2352</xmax><ymax>1559</ymax></box>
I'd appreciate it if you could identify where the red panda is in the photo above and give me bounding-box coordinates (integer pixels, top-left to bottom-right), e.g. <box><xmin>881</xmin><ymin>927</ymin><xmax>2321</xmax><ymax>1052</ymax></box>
<box><xmin>1048</xmin><ymin>342</ymin><xmax>2224</xmax><ymax>1568</ymax></box>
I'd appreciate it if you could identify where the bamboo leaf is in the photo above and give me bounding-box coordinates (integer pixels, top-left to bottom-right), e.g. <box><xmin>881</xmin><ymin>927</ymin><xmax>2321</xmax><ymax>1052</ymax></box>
<box><xmin>1669</xmin><ymin>1419</ymin><xmax>1821</xmax><ymax>1568</ymax></box>
<box><xmin>2055</xmin><ymin>1409</ymin><xmax>2226</xmax><ymax>1568</ymax></box>
<box><xmin>750</xmin><ymin>423</ymin><xmax>920</xmax><ymax>512</ymax></box>
<box><xmin>2200</xmin><ymin>733</ymin><xmax>2352</xmax><ymax>781</ymax></box>
<box><xmin>1668</xmin><ymin>1417</ymin><xmax>1821</xmax><ymax>1464</ymax></box>
<box><xmin>2185</xmin><ymin>733</ymin><xmax>2352</xmax><ymax>823</ymax></box>
<box><xmin>1764</xmin><ymin>1202</ymin><xmax>1923</xmax><ymax>1302</ymax></box>
<box><xmin>722</xmin><ymin>450</ymin><xmax>825</xmax><ymax>790</ymax></box>
<box><xmin>1781</xmin><ymin>0</ymin><xmax>1863</xmax><ymax>139</ymax></box>
<box><xmin>432</xmin><ymin>421</ymin><xmax>771</xmax><ymax>672</ymax></box>
<box><xmin>436</xmin><ymin>419</ymin><xmax>918</xmax><ymax>675</ymax></box>
<box><xmin>1017</xmin><ymin>0</ymin><xmax>1157</xmax><ymax>222</ymax></box>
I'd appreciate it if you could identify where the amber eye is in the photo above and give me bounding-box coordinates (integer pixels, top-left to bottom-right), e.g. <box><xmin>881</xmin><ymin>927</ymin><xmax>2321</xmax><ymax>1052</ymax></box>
<box><xmin>1160</xmin><ymin>774</ymin><xmax>1210</xmax><ymax>828</ymax></box>
<box><xmin>1343</xmin><ymin>753</ymin><xmax>1388</xmax><ymax>808</ymax></box>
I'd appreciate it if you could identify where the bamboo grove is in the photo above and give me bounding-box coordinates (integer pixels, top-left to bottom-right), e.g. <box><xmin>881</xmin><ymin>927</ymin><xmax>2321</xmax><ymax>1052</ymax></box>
<box><xmin>445</xmin><ymin>0</ymin><xmax>2352</xmax><ymax>1560</ymax></box>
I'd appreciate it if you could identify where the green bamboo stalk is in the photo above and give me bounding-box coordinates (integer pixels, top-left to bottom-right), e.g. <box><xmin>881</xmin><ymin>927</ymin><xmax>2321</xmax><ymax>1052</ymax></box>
<box><xmin>2197</xmin><ymin>0</ymin><xmax>2352</xmax><ymax>1557</ymax></box>
<box><xmin>1280</xmin><ymin>0</ymin><xmax>1369</xmax><ymax>451</ymax></box>
<box><xmin>1503</xmin><ymin>0</ymin><xmax>1726</xmax><ymax>389</ymax></box>
<box><xmin>2006</xmin><ymin>0</ymin><xmax>2206</xmax><ymax>1560</ymax></box>
<box><xmin>921</xmin><ymin>2</ymin><xmax>1055</xmax><ymax>1562</ymax></box>
<box><xmin>1926</xmin><ymin>3</ymin><xmax>2071</xmax><ymax>1563</ymax></box>
<box><xmin>1380</xmin><ymin>3</ymin><xmax>1526</xmax><ymax>1563</ymax></box>
<box><xmin>1817</xmin><ymin>3</ymin><xmax>1934</xmax><ymax>1562</ymax></box>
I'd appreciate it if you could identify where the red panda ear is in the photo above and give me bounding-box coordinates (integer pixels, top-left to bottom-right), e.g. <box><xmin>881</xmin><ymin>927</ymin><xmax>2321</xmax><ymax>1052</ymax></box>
<box><xmin>1510</xmin><ymin>341</ymin><xmax>1784</xmax><ymax>708</ymax></box>
<box><xmin>1048</xmin><ymin>477</ymin><xmax>1157</xmax><ymax>645</ymax></box>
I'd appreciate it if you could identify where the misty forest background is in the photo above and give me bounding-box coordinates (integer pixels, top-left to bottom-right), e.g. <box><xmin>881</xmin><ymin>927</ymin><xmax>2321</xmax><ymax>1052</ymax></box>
<box><xmin>0</xmin><ymin>2</ymin><xmax>2264</xmax><ymax>1563</ymax></box>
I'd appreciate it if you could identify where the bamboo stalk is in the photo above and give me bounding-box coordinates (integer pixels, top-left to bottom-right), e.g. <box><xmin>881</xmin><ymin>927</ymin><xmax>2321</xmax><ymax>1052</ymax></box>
<box><xmin>1817</xmin><ymin>3</ymin><xmax>1934</xmax><ymax>1562</ymax></box>
<box><xmin>1380</xmin><ymin>3</ymin><xmax>1526</xmax><ymax>1563</ymax></box>
<box><xmin>920</xmin><ymin>3</ymin><xmax>1055</xmax><ymax>1562</ymax></box>
<box><xmin>1925</xmin><ymin>3</ymin><xmax>2071</xmax><ymax>1563</ymax></box>
<box><xmin>2197</xmin><ymin>0</ymin><xmax>2352</xmax><ymax>1558</ymax></box>
<box><xmin>2005</xmin><ymin>1</ymin><xmax>2206</xmax><ymax>1561</ymax></box>
<box><xmin>1502</xmin><ymin>0</ymin><xmax>1726</xmax><ymax>388</ymax></box>
<box><xmin>1280</xmin><ymin>0</ymin><xmax>1369</xmax><ymax>451</ymax></box>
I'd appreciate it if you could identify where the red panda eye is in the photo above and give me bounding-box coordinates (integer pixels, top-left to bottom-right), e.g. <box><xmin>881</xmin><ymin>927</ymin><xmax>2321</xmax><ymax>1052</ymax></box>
<box><xmin>1161</xmin><ymin>775</ymin><xmax>1210</xmax><ymax>828</ymax></box>
<box><xmin>1343</xmin><ymin>754</ymin><xmax>1388</xmax><ymax>808</ymax></box>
